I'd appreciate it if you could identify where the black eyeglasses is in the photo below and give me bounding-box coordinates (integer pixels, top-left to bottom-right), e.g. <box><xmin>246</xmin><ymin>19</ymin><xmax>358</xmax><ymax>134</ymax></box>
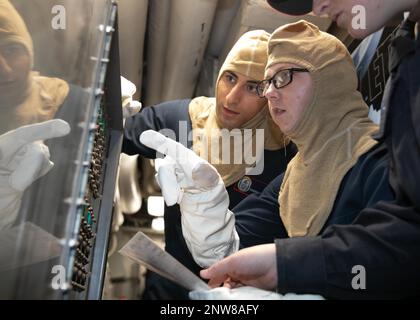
<box><xmin>256</xmin><ymin>68</ymin><xmax>309</xmax><ymax>98</ymax></box>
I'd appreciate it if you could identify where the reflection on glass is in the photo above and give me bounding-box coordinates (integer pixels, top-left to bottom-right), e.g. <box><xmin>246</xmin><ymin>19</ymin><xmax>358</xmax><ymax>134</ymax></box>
<box><xmin>0</xmin><ymin>0</ymin><xmax>71</xmax><ymax>234</ymax></box>
<box><xmin>0</xmin><ymin>0</ymin><xmax>112</xmax><ymax>299</ymax></box>
<box><xmin>0</xmin><ymin>0</ymin><xmax>69</xmax><ymax>133</ymax></box>
<box><xmin>0</xmin><ymin>1</ymin><xmax>73</xmax><ymax>299</ymax></box>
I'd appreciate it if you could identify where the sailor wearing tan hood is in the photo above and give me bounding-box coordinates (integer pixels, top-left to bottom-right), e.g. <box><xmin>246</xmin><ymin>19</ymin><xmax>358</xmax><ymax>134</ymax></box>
<box><xmin>263</xmin><ymin>20</ymin><xmax>389</xmax><ymax>236</ymax></box>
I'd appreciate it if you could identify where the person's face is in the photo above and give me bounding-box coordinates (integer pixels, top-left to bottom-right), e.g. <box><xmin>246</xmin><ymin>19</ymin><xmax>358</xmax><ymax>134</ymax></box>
<box><xmin>264</xmin><ymin>63</ymin><xmax>314</xmax><ymax>134</ymax></box>
<box><xmin>312</xmin><ymin>0</ymin><xmax>417</xmax><ymax>38</ymax></box>
<box><xmin>0</xmin><ymin>42</ymin><xmax>31</xmax><ymax>106</ymax></box>
<box><xmin>216</xmin><ymin>71</ymin><xmax>267</xmax><ymax>130</ymax></box>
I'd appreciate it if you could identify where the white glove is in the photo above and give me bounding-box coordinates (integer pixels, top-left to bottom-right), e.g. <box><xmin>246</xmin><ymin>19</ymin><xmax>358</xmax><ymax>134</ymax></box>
<box><xmin>121</xmin><ymin>76</ymin><xmax>142</xmax><ymax>119</ymax></box>
<box><xmin>189</xmin><ymin>286</ymin><xmax>325</xmax><ymax>300</ymax></box>
<box><xmin>140</xmin><ymin>130</ymin><xmax>239</xmax><ymax>267</ymax></box>
<box><xmin>0</xmin><ymin>119</ymin><xmax>71</xmax><ymax>229</ymax></box>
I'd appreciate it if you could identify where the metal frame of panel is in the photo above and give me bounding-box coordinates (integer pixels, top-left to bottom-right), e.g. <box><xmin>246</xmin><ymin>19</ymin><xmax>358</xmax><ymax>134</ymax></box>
<box><xmin>55</xmin><ymin>0</ymin><xmax>123</xmax><ymax>300</ymax></box>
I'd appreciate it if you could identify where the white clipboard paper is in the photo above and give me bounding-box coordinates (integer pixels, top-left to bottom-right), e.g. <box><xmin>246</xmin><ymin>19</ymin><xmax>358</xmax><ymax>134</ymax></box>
<box><xmin>119</xmin><ymin>231</ymin><xmax>209</xmax><ymax>291</ymax></box>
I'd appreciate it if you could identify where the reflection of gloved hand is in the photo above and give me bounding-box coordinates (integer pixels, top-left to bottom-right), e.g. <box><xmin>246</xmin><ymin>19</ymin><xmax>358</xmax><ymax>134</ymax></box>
<box><xmin>140</xmin><ymin>130</ymin><xmax>239</xmax><ymax>267</ymax></box>
<box><xmin>121</xmin><ymin>76</ymin><xmax>142</xmax><ymax>119</ymax></box>
<box><xmin>189</xmin><ymin>287</ymin><xmax>325</xmax><ymax>300</ymax></box>
<box><xmin>0</xmin><ymin>119</ymin><xmax>71</xmax><ymax>229</ymax></box>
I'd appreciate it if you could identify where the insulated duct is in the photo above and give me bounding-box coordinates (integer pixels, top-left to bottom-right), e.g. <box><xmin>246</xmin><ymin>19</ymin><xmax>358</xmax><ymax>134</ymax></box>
<box><xmin>118</xmin><ymin>0</ymin><xmax>148</xmax><ymax>100</ymax></box>
<box><xmin>161</xmin><ymin>0</ymin><xmax>218</xmax><ymax>102</ymax></box>
<box><xmin>206</xmin><ymin>0</ymin><xmax>241</xmax><ymax>58</ymax></box>
<box><xmin>144</xmin><ymin>0</ymin><xmax>171</xmax><ymax>106</ymax></box>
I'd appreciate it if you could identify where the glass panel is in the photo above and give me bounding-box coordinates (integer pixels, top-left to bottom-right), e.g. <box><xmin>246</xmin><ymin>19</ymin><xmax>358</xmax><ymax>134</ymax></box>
<box><xmin>0</xmin><ymin>0</ymin><xmax>114</xmax><ymax>299</ymax></box>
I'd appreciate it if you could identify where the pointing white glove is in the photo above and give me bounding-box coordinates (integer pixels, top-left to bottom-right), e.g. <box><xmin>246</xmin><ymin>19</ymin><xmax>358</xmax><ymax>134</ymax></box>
<box><xmin>189</xmin><ymin>286</ymin><xmax>325</xmax><ymax>300</ymax></box>
<box><xmin>0</xmin><ymin>119</ymin><xmax>71</xmax><ymax>229</ymax></box>
<box><xmin>140</xmin><ymin>130</ymin><xmax>239</xmax><ymax>267</ymax></box>
<box><xmin>121</xmin><ymin>76</ymin><xmax>142</xmax><ymax>119</ymax></box>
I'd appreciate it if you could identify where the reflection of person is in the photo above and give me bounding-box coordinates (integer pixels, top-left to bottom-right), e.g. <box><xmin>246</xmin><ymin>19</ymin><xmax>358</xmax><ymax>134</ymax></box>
<box><xmin>0</xmin><ymin>0</ymin><xmax>140</xmax><ymax>232</ymax></box>
<box><xmin>0</xmin><ymin>0</ymin><xmax>69</xmax><ymax>133</ymax></box>
<box><xmin>0</xmin><ymin>0</ymin><xmax>73</xmax><ymax>230</ymax></box>
<box><xmin>192</xmin><ymin>0</ymin><xmax>420</xmax><ymax>299</ymax></box>
<box><xmin>123</xmin><ymin>30</ymin><xmax>295</xmax><ymax>299</ymax></box>
<box><xmin>141</xmin><ymin>20</ymin><xmax>397</xmax><ymax>299</ymax></box>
